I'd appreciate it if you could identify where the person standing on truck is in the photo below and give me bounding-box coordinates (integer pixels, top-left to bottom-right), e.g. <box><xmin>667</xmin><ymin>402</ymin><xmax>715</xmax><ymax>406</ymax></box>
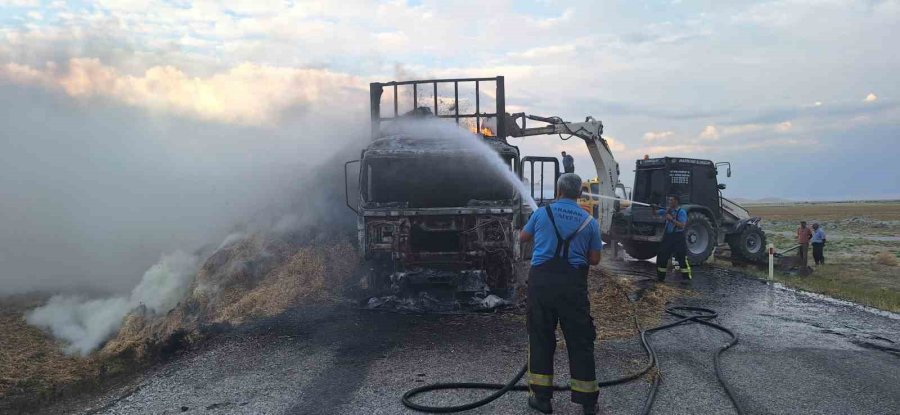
<box><xmin>811</xmin><ymin>222</ymin><xmax>826</xmax><ymax>265</ymax></box>
<box><xmin>656</xmin><ymin>195</ymin><xmax>691</xmax><ymax>281</ymax></box>
<box><xmin>797</xmin><ymin>221</ymin><xmax>813</xmax><ymax>268</ymax></box>
<box><xmin>519</xmin><ymin>173</ymin><xmax>602</xmax><ymax>415</ymax></box>
<box><xmin>562</xmin><ymin>151</ymin><xmax>575</xmax><ymax>174</ymax></box>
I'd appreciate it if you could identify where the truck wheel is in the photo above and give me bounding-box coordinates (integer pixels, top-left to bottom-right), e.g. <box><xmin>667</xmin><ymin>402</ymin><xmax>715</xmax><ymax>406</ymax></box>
<box><xmin>684</xmin><ymin>212</ymin><xmax>715</xmax><ymax>265</ymax></box>
<box><xmin>736</xmin><ymin>226</ymin><xmax>767</xmax><ymax>262</ymax></box>
<box><xmin>624</xmin><ymin>241</ymin><xmax>658</xmax><ymax>261</ymax></box>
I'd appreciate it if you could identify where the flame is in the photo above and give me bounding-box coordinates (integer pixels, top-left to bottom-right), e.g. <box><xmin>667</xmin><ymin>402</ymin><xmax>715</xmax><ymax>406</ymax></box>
<box><xmin>469</xmin><ymin>125</ymin><xmax>496</xmax><ymax>137</ymax></box>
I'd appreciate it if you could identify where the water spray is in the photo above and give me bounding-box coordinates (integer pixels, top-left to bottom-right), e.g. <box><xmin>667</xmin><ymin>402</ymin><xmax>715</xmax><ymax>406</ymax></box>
<box><xmin>581</xmin><ymin>192</ymin><xmax>657</xmax><ymax>208</ymax></box>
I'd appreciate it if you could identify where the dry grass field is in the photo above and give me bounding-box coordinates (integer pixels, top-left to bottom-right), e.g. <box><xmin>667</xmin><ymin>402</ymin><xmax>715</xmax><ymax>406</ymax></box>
<box><xmin>749</xmin><ymin>201</ymin><xmax>900</xmax><ymax>222</ymax></box>
<box><xmin>742</xmin><ymin>201</ymin><xmax>900</xmax><ymax>312</ymax></box>
<box><xmin>0</xmin><ymin>295</ymin><xmax>137</xmax><ymax>413</ymax></box>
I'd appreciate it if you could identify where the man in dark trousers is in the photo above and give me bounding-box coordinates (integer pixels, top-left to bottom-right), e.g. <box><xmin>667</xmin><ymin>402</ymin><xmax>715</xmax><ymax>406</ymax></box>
<box><xmin>811</xmin><ymin>222</ymin><xmax>826</xmax><ymax>265</ymax></box>
<box><xmin>520</xmin><ymin>173</ymin><xmax>603</xmax><ymax>415</ymax></box>
<box><xmin>656</xmin><ymin>195</ymin><xmax>691</xmax><ymax>281</ymax></box>
<box><xmin>562</xmin><ymin>151</ymin><xmax>575</xmax><ymax>173</ymax></box>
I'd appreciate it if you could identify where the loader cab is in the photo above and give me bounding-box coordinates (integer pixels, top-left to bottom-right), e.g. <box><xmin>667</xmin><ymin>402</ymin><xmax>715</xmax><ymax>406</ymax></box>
<box><xmin>632</xmin><ymin>157</ymin><xmax>723</xmax><ymax>223</ymax></box>
<box><xmin>614</xmin><ymin>156</ymin><xmax>765</xmax><ymax>265</ymax></box>
<box><xmin>615</xmin><ymin>157</ymin><xmax>727</xmax><ymax>264</ymax></box>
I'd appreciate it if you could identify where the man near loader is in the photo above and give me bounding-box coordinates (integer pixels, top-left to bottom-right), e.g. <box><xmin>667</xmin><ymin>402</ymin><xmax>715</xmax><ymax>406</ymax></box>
<box><xmin>520</xmin><ymin>173</ymin><xmax>602</xmax><ymax>415</ymax></box>
<box><xmin>656</xmin><ymin>195</ymin><xmax>691</xmax><ymax>281</ymax></box>
<box><xmin>811</xmin><ymin>222</ymin><xmax>826</xmax><ymax>265</ymax></box>
<box><xmin>797</xmin><ymin>221</ymin><xmax>813</xmax><ymax>268</ymax></box>
<box><xmin>562</xmin><ymin>151</ymin><xmax>575</xmax><ymax>173</ymax></box>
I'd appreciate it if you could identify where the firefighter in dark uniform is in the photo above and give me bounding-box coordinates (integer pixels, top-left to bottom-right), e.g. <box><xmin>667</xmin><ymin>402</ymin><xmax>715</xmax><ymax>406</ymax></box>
<box><xmin>520</xmin><ymin>173</ymin><xmax>603</xmax><ymax>415</ymax></box>
<box><xmin>656</xmin><ymin>195</ymin><xmax>692</xmax><ymax>281</ymax></box>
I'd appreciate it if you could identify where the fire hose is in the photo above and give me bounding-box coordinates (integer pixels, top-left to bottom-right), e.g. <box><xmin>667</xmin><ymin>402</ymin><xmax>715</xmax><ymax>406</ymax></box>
<box><xmin>401</xmin><ymin>301</ymin><xmax>744</xmax><ymax>414</ymax></box>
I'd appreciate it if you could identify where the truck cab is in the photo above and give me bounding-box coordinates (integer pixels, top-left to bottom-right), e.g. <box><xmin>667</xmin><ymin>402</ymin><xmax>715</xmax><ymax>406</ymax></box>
<box><xmin>346</xmin><ymin>77</ymin><xmax>563</xmax><ymax>309</ymax></box>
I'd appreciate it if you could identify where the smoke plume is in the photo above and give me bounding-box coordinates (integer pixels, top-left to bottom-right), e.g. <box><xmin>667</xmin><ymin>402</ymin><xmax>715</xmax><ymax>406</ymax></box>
<box><xmin>1</xmin><ymin>68</ymin><xmax>369</xmax><ymax>354</ymax></box>
<box><xmin>25</xmin><ymin>251</ymin><xmax>198</xmax><ymax>356</ymax></box>
<box><xmin>0</xmin><ymin>80</ymin><xmax>367</xmax><ymax>296</ymax></box>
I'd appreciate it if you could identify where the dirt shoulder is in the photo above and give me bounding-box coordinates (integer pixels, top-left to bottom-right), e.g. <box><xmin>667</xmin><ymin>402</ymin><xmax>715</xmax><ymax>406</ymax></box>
<box><xmin>741</xmin><ymin>202</ymin><xmax>900</xmax><ymax>312</ymax></box>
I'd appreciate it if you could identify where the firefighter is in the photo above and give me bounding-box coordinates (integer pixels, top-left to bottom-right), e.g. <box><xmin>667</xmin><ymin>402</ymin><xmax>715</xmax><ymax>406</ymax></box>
<box><xmin>656</xmin><ymin>195</ymin><xmax>691</xmax><ymax>281</ymax></box>
<box><xmin>519</xmin><ymin>173</ymin><xmax>603</xmax><ymax>415</ymax></box>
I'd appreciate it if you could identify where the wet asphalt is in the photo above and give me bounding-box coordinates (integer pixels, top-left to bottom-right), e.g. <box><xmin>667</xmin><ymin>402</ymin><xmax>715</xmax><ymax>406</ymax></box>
<box><xmin>55</xmin><ymin>260</ymin><xmax>899</xmax><ymax>415</ymax></box>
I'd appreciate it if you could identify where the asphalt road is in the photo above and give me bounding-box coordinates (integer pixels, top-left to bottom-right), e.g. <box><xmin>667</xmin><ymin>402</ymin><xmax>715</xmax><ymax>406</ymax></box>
<box><xmin>55</xmin><ymin>261</ymin><xmax>900</xmax><ymax>415</ymax></box>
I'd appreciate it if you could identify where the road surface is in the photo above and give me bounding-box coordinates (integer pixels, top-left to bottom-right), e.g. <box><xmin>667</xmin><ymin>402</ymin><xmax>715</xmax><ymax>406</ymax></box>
<box><xmin>52</xmin><ymin>261</ymin><xmax>900</xmax><ymax>415</ymax></box>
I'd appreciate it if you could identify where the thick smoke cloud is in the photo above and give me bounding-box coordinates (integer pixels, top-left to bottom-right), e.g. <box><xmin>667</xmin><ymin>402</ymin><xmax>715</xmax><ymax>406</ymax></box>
<box><xmin>0</xmin><ymin>82</ymin><xmax>368</xmax><ymax>296</ymax></box>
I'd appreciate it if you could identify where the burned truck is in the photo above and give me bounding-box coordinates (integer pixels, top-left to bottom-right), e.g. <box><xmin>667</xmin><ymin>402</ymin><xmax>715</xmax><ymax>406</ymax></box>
<box><xmin>344</xmin><ymin>77</ymin><xmax>541</xmax><ymax>308</ymax></box>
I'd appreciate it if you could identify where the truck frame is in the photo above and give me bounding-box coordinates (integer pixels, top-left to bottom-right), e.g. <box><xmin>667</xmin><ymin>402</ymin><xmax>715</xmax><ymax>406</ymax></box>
<box><xmin>347</xmin><ymin>77</ymin><xmax>533</xmax><ymax>308</ymax></box>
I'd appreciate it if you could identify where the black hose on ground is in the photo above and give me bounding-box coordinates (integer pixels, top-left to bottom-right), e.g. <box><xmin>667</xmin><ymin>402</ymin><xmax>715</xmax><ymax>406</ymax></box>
<box><xmin>401</xmin><ymin>305</ymin><xmax>744</xmax><ymax>414</ymax></box>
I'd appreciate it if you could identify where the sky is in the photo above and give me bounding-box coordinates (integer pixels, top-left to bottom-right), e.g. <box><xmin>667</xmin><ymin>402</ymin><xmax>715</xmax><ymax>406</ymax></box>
<box><xmin>0</xmin><ymin>1</ymin><xmax>898</xmax><ymax>292</ymax></box>
<box><xmin>1</xmin><ymin>1</ymin><xmax>898</xmax><ymax>199</ymax></box>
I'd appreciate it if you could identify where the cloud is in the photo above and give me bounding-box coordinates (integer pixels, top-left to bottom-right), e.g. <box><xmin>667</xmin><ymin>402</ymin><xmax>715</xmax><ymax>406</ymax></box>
<box><xmin>604</xmin><ymin>136</ymin><xmax>628</xmax><ymax>153</ymax></box>
<box><xmin>706</xmin><ymin>121</ymin><xmax>796</xmax><ymax>138</ymax></box>
<box><xmin>533</xmin><ymin>8</ymin><xmax>574</xmax><ymax>28</ymax></box>
<box><xmin>508</xmin><ymin>44</ymin><xmax>577</xmax><ymax>60</ymax></box>
<box><xmin>0</xmin><ymin>0</ymin><xmax>40</xmax><ymax>6</ymax></box>
<box><xmin>699</xmin><ymin>125</ymin><xmax>720</xmax><ymax>140</ymax></box>
<box><xmin>642</xmin><ymin>130</ymin><xmax>675</xmax><ymax>142</ymax></box>
<box><xmin>0</xmin><ymin>59</ymin><xmax>364</xmax><ymax>125</ymax></box>
<box><xmin>865</xmin><ymin>92</ymin><xmax>878</xmax><ymax>102</ymax></box>
<box><xmin>775</xmin><ymin>121</ymin><xmax>792</xmax><ymax>132</ymax></box>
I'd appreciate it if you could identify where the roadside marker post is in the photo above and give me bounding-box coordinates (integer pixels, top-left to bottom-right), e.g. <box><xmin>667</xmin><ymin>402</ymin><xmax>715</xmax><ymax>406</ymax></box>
<box><xmin>768</xmin><ymin>244</ymin><xmax>776</xmax><ymax>282</ymax></box>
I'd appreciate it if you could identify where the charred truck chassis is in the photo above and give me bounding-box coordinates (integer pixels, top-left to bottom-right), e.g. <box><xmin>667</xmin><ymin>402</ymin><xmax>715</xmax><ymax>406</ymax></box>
<box><xmin>346</xmin><ymin>77</ymin><xmax>535</xmax><ymax>306</ymax></box>
<box><xmin>363</xmin><ymin>210</ymin><xmax>519</xmax><ymax>300</ymax></box>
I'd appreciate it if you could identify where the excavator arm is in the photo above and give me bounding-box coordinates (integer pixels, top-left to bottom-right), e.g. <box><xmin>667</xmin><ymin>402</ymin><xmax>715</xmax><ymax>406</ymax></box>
<box><xmin>505</xmin><ymin>113</ymin><xmax>621</xmax><ymax>234</ymax></box>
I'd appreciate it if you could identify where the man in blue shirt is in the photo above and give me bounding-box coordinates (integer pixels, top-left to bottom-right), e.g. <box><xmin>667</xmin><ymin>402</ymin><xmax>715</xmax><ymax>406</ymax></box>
<box><xmin>656</xmin><ymin>195</ymin><xmax>691</xmax><ymax>281</ymax></box>
<box><xmin>520</xmin><ymin>173</ymin><xmax>602</xmax><ymax>415</ymax></box>
<box><xmin>811</xmin><ymin>222</ymin><xmax>826</xmax><ymax>265</ymax></box>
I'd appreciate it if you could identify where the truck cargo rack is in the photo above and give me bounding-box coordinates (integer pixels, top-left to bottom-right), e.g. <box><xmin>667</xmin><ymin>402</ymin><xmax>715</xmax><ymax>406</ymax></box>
<box><xmin>369</xmin><ymin>76</ymin><xmax>507</xmax><ymax>140</ymax></box>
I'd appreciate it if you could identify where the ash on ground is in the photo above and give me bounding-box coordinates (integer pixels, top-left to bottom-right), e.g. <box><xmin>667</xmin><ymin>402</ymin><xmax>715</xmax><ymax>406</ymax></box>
<box><xmin>365</xmin><ymin>292</ymin><xmax>511</xmax><ymax>313</ymax></box>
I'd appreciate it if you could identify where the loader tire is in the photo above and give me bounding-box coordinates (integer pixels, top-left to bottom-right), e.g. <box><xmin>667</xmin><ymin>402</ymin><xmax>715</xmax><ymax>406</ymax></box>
<box><xmin>735</xmin><ymin>226</ymin><xmax>767</xmax><ymax>263</ymax></box>
<box><xmin>624</xmin><ymin>241</ymin><xmax>658</xmax><ymax>261</ymax></box>
<box><xmin>684</xmin><ymin>212</ymin><xmax>715</xmax><ymax>265</ymax></box>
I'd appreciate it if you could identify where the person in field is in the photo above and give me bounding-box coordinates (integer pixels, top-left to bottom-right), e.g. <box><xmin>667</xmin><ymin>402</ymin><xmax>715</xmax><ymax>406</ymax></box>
<box><xmin>811</xmin><ymin>222</ymin><xmax>826</xmax><ymax>265</ymax></box>
<box><xmin>797</xmin><ymin>221</ymin><xmax>813</xmax><ymax>268</ymax></box>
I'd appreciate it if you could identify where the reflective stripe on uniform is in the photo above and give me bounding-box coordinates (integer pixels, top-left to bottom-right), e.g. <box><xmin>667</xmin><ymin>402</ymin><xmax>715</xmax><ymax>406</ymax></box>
<box><xmin>681</xmin><ymin>259</ymin><xmax>692</xmax><ymax>277</ymax></box>
<box><xmin>528</xmin><ymin>372</ymin><xmax>554</xmax><ymax>387</ymax></box>
<box><xmin>569</xmin><ymin>378</ymin><xmax>599</xmax><ymax>393</ymax></box>
<box><xmin>657</xmin><ymin>267</ymin><xmax>668</xmax><ymax>273</ymax></box>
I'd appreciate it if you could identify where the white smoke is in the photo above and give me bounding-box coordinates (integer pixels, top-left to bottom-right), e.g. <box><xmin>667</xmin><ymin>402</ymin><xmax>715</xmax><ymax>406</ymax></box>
<box><xmin>383</xmin><ymin>118</ymin><xmax>539</xmax><ymax>210</ymax></box>
<box><xmin>26</xmin><ymin>251</ymin><xmax>199</xmax><ymax>356</ymax></box>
